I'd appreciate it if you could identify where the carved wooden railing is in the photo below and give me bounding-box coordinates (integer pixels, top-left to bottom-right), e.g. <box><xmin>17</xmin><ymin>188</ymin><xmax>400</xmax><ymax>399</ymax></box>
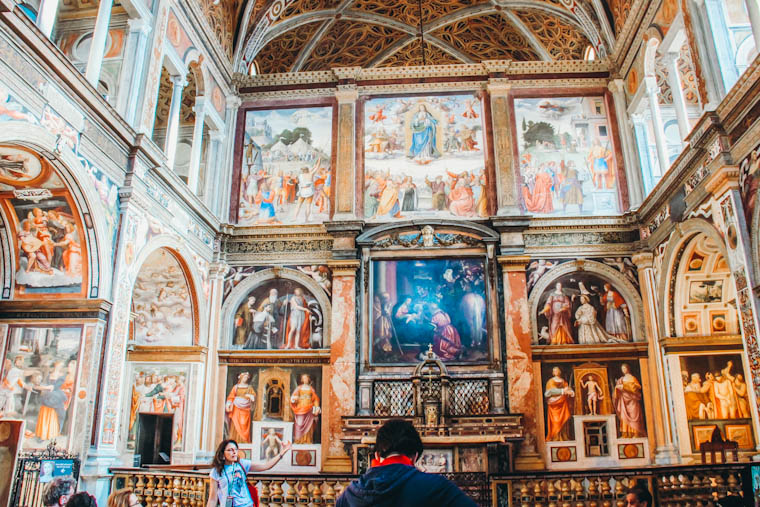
<box><xmin>491</xmin><ymin>463</ymin><xmax>752</xmax><ymax>507</ymax></box>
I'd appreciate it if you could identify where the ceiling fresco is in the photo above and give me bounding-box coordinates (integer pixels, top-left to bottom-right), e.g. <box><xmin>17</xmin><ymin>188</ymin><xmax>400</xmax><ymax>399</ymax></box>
<box><xmin>233</xmin><ymin>0</ymin><xmax>614</xmax><ymax>73</ymax></box>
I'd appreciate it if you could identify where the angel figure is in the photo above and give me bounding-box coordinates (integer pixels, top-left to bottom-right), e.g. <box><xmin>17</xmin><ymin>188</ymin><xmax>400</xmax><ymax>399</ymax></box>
<box><xmin>603</xmin><ymin>257</ymin><xmax>639</xmax><ymax>286</ymax></box>
<box><xmin>527</xmin><ymin>259</ymin><xmax>556</xmax><ymax>289</ymax></box>
<box><xmin>298</xmin><ymin>265</ymin><xmax>331</xmax><ymax>295</ymax></box>
<box><xmin>581</xmin><ymin>374</ymin><xmax>604</xmax><ymax>415</ymax></box>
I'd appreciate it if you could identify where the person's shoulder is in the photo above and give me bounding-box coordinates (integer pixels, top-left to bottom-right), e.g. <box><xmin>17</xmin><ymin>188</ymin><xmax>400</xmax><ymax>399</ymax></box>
<box><xmin>240</xmin><ymin>459</ymin><xmax>252</xmax><ymax>472</ymax></box>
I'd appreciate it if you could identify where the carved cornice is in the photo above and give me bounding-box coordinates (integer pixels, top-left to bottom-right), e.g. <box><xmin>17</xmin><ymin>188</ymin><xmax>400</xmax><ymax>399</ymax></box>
<box><xmin>704</xmin><ymin>166</ymin><xmax>741</xmax><ymax>196</ymax></box>
<box><xmin>496</xmin><ymin>255</ymin><xmax>531</xmax><ymax>272</ymax></box>
<box><xmin>327</xmin><ymin>259</ymin><xmax>361</xmax><ymax>276</ymax></box>
<box><xmin>630</xmin><ymin>252</ymin><xmax>654</xmax><ymax>270</ymax></box>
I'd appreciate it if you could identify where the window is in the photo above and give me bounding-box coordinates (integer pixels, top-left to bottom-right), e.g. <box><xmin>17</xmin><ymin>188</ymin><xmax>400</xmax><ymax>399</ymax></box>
<box><xmin>598</xmin><ymin>125</ymin><xmax>607</xmax><ymax>137</ymax></box>
<box><xmin>584</xmin><ymin>45</ymin><xmax>597</xmax><ymax>61</ymax></box>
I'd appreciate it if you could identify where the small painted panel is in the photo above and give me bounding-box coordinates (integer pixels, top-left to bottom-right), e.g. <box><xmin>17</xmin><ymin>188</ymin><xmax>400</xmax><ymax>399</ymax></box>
<box><xmin>132</xmin><ymin>248</ymin><xmax>194</xmax><ymax>347</ymax></box>
<box><xmin>687</xmin><ymin>280</ymin><xmax>724</xmax><ymax>304</ymax></box>
<box><xmin>514</xmin><ymin>96</ymin><xmax>621</xmax><ymax>216</ymax></box>
<box><xmin>125</xmin><ymin>364</ymin><xmax>190</xmax><ymax>451</ymax></box>
<box><xmin>231</xmin><ymin>279</ymin><xmax>324</xmax><ymax>350</ymax></box>
<box><xmin>363</xmin><ymin>94</ymin><xmax>488</xmax><ymax>220</ymax></box>
<box><xmin>679</xmin><ymin>354</ymin><xmax>754</xmax><ymax>451</ymax></box>
<box><xmin>417</xmin><ymin>449</ymin><xmax>454</xmax><ymax>472</ymax></box>
<box><xmin>536</xmin><ymin>273</ymin><xmax>633</xmax><ymax>345</ymax></box>
<box><xmin>237</xmin><ymin>107</ymin><xmax>333</xmax><ymax>225</ymax></box>
<box><xmin>0</xmin><ymin>326</ymin><xmax>82</xmax><ymax>450</ymax></box>
<box><xmin>224</xmin><ymin>366</ymin><xmax>322</xmax><ymax>445</ymax></box>
<box><xmin>370</xmin><ymin>258</ymin><xmax>488</xmax><ymax>364</ymax></box>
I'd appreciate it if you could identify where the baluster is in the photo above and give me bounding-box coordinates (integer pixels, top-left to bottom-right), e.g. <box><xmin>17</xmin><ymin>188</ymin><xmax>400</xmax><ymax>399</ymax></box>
<box><xmin>323</xmin><ymin>481</ymin><xmax>336</xmax><ymax>505</ymax></box>
<box><xmin>727</xmin><ymin>472</ymin><xmax>740</xmax><ymax>495</ymax></box>
<box><xmin>152</xmin><ymin>475</ymin><xmax>163</xmax><ymax>506</ymax></box>
<box><xmin>312</xmin><ymin>479</ymin><xmax>324</xmax><ymax>505</ymax></box>
<box><xmin>135</xmin><ymin>475</ymin><xmax>146</xmax><ymax>504</ymax></box>
<box><xmin>144</xmin><ymin>475</ymin><xmax>155</xmax><ymax>507</ymax></box>
<box><xmin>600</xmin><ymin>476</ymin><xmax>612</xmax><ymax>507</ymax></box>
<box><xmin>572</xmin><ymin>478</ymin><xmax>585</xmax><ymax>507</ymax></box>
<box><xmin>588</xmin><ymin>476</ymin><xmax>599</xmax><ymax>507</ymax></box>
<box><xmin>272</xmin><ymin>479</ymin><xmax>285</xmax><ymax>507</ymax></box>
<box><xmin>259</xmin><ymin>479</ymin><xmax>271</xmax><ymax>506</ymax></box>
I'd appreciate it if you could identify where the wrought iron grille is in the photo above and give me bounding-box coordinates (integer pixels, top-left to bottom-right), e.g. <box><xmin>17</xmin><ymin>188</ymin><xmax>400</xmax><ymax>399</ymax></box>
<box><xmin>10</xmin><ymin>443</ymin><xmax>80</xmax><ymax>507</ymax></box>
<box><xmin>450</xmin><ymin>379</ymin><xmax>490</xmax><ymax>415</ymax></box>
<box><xmin>444</xmin><ymin>472</ymin><xmax>491</xmax><ymax>506</ymax></box>
<box><xmin>373</xmin><ymin>381</ymin><xmax>414</xmax><ymax>416</ymax></box>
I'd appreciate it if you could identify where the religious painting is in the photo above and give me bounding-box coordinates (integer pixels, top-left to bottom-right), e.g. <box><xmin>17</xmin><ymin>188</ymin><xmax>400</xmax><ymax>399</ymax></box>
<box><xmin>738</xmin><ymin>143</ymin><xmax>760</xmax><ymax>225</ymax></box>
<box><xmin>679</xmin><ymin>354</ymin><xmax>754</xmax><ymax>451</ymax></box>
<box><xmin>0</xmin><ymin>151</ymin><xmax>88</xmax><ymax>298</ymax></box>
<box><xmin>131</xmin><ymin>248</ymin><xmax>194</xmax><ymax>346</ymax></box>
<box><xmin>572</xmin><ymin>363</ymin><xmax>613</xmax><ymax>416</ymax></box>
<box><xmin>237</xmin><ymin>106</ymin><xmax>333</xmax><ymax>225</ymax></box>
<box><xmin>513</xmin><ymin>96</ymin><xmax>621</xmax><ymax>216</ymax></box>
<box><xmin>417</xmin><ymin>449</ymin><xmax>453</xmax><ymax>473</ymax></box>
<box><xmin>725</xmin><ymin>424</ymin><xmax>754</xmax><ymax>449</ymax></box>
<box><xmin>542</xmin><ymin>364</ymin><xmax>576</xmax><ymax>441</ymax></box>
<box><xmin>608</xmin><ymin>360</ymin><xmax>647</xmax><ymax>439</ymax></box>
<box><xmin>370</xmin><ymin>258</ymin><xmax>488</xmax><ymax>364</ymax></box>
<box><xmin>0</xmin><ymin>326</ymin><xmax>82</xmax><ymax>450</ymax></box>
<box><xmin>259</xmin><ymin>426</ymin><xmax>287</xmax><ymax>460</ymax></box>
<box><xmin>231</xmin><ymin>279</ymin><xmax>324</xmax><ymax>350</ymax></box>
<box><xmin>535</xmin><ymin>273</ymin><xmax>634</xmax><ymax>345</ymax></box>
<box><xmin>458</xmin><ymin>447</ymin><xmax>484</xmax><ymax>472</ymax></box>
<box><xmin>223</xmin><ymin>264</ymin><xmax>332</xmax><ymax>303</ymax></box>
<box><xmin>223</xmin><ymin>366</ymin><xmax>322</xmax><ymax>445</ymax></box>
<box><xmin>363</xmin><ymin>93</ymin><xmax>488</xmax><ymax>221</ymax></box>
<box><xmin>125</xmin><ymin>364</ymin><xmax>189</xmax><ymax>452</ymax></box>
<box><xmin>688</xmin><ymin>280</ymin><xmax>724</xmax><ymax>303</ymax></box>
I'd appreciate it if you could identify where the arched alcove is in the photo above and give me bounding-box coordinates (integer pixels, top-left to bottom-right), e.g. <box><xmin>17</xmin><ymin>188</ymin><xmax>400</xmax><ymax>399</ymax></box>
<box><xmin>130</xmin><ymin>247</ymin><xmax>197</xmax><ymax>347</ymax></box>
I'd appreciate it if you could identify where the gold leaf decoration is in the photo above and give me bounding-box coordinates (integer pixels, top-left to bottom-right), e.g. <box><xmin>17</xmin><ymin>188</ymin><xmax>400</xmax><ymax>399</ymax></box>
<box><xmin>255</xmin><ymin>21</ymin><xmax>324</xmax><ymax>73</ymax></box>
<box><xmin>376</xmin><ymin>40</ymin><xmax>463</xmax><ymax>67</ymax></box>
<box><xmin>514</xmin><ymin>9</ymin><xmax>590</xmax><ymax>60</ymax></box>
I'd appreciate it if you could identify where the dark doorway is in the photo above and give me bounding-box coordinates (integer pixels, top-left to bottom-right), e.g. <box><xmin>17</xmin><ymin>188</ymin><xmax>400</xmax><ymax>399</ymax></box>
<box><xmin>136</xmin><ymin>413</ymin><xmax>173</xmax><ymax>465</ymax></box>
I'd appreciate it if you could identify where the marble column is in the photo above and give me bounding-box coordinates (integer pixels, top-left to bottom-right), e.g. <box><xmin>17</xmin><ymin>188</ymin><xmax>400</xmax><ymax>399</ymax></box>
<box><xmin>608</xmin><ymin>79</ymin><xmax>644</xmax><ymax>208</ymax></box>
<box><xmin>187</xmin><ymin>97</ymin><xmax>207</xmax><ymax>194</ymax></box>
<box><xmin>85</xmin><ymin>0</ymin><xmax>114</xmax><ymax>87</ymax></box>
<box><xmin>37</xmin><ymin>0</ymin><xmax>60</xmax><ymax>38</ymax></box>
<box><xmin>333</xmin><ymin>86</ymin><xmax>358</xmax><ymax>220</ymax></box>
<box><xmin>632</xmin><ymin>252</ymin><xmax>680</xmax><ymax>464</ymax></box>
<box><xmin>119</xmin><ymin>18</ymin><xmax>152</xmax><ymax>126</ymax></box>
<box><xmin>662</xmin><ymin>51</ymin><xmax>691</xmax><ymax>141</ymax></box>
<box><xmin>705</xmin><ymin>167</ymin><xmax>760</xmax><ymax>421</ymax></box>
<box><xmin>644</xmin><ymin>76</ymin><xmax>671</xmax><ymax>177</ymax></box>
<box><xmin>205</xmin><ymin>130</ymin><xmax>224</xmax><ymax>210</ymax></box>
<box><xmin>489</xmin><ymin>79</ymin><xmax>520</xmax><ymax>216</ymax></box>
<box><xmin>745</xmin><ymin>0</ymin><xmax>760</xmax><ymax>50</ymax></box>
<box><xmin>165</xmin><ymin>75</ymin><xmax>187</xmax><ymax>170</ymax></box>
<box><xmin>220</xmin><ymin>96</ymin><xmax>241</xmax><ymax>219</ymax></box>
<box><xmin>498</xmin><ymin>255</ymin><xmax>543</xmax><ymax>470</ymax></box>
<box><xmin>323</xmin><ymin>260</ymin><xmax>360</xmax><ymax>472</ymax></box>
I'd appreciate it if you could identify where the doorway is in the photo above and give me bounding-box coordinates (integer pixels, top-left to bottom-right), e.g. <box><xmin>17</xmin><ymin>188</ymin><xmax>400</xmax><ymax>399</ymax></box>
<box><xmin>136</xmin><ymin>413</ymin><xmax>174</xmax><ymax>465</ymax></box>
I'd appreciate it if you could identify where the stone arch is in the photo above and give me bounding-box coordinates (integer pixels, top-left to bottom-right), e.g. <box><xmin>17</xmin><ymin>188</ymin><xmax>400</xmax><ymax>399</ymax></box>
<box><xmin>0</xmin><ymin>126</ymin><xmax>113</xmax><ymax>299</ymax></box>
<box><xmin>127</xmin><ymin>235</ymin><xmax>206</xmax><ymax>347</ymax></box>
<box><xmin>644</xmin><ymin>36</ymin><xmax>661</xmax><ymax>78</ymax></box>
<box><xmin>221</xmin><ymin>267</ymin><xmax>332</xmax><ymax>350</ymax></box>
<box><xmin>655</xmin><ymin>217</ymin><xmax>728</xmax><ymax>338</ymax></box>
<box><xmin>528</xmin><ymin>259</ymin><xmax>645</xmax><ymax>343</ymax></box>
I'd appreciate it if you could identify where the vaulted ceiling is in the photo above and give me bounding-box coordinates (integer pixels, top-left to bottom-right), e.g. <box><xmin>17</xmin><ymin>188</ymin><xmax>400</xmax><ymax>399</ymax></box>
<box><xmin>201</xmin><ymin>0</ymin><xmax>619</xmax><ymax>72</ymax></box>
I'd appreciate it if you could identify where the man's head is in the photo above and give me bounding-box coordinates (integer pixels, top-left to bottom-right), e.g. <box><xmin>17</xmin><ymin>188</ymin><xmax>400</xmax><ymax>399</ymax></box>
<box><xmin>42</xmin><ymin>477</ymin><xmax>76</xmax><ymax>506</ymax></box>
<box><xmin>374</xmin><ymin>419</ymin><xmax>423</xmax><ymax>462</ymax></box>
<box><xmin>625</xmin><ymin>485</ymin><xmax>652</xmax><ymax>507</ymax></box>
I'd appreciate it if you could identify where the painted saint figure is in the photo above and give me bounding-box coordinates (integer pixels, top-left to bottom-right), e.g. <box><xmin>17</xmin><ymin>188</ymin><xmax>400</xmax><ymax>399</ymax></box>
<box><xmin>408</xmin><ymin>105</ymin><xmax>440</xmax><ymax>163</ymax></box>
<box><xmin>225</xmin><ymin>372</ymin><xmax>256</xmax><ymax>443</ymax></box>
<box><xmin>601</xmin><ymin>284</ymin><xmax>630</xmax><ymax>341</ymax></box>
<box><xmin>290</xmin><ymin>374</ymin><xmax>320</xmax><ymax>444</ymax></box>
<box><xmin>428</xmin><ymin>303</ymin><xmax>463</xmax><ymax>361</ymax></box>
<box><xmin>587</xmin><ymin>138</ymin><xmax>615</xmax><ymax>189</ymax></box>
<box><xmin>581</xmin><ymin>374</ymin><xmax>604</xmax><ymax>415</ymax></box>
<box><xmin>574</xmin><ymin>295</ymin><xmax>618</xmax><ymax>344</ymax></box>
<box><xmin>540</xmin><ymin>283</ymin><xmax>574</xmax><ymax>345</ymax></box>
<box><xmin>285</xmin><ymin>288</ymin><xmax>311</xmax><ymax>349</ymax></box>
<box><xmin>613</xmin><ymin>363</ymin><xmax>646</xmax><ymax>438</ymax></box>
<box><xmin>544</xmin><ymin>367</ymin><xmax>575</xmax><ymax>441</ymax></box>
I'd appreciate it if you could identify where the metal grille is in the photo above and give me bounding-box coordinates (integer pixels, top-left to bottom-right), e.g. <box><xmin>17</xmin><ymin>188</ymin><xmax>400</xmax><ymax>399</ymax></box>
<box><xmin>444</xmin><ymin>472</ymin><xmax>491</xmax><ymax>506</ymax></box>
<box><xmin>450</xmin><ymin>380</ymin><xmax>490</xmax><ymax>415</ymax></box>
<box><xmin>10</xmin><ymin>444</ymin><xmax>80</xmax><ymax>507</ymax></box>
<box><xmin>373</xmin><ymin>381</ymin><xmax>414</xmax><ymax>416</ymax></box>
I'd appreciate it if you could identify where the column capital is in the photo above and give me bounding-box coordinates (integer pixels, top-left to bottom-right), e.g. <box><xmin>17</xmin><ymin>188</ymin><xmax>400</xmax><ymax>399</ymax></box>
<box><xmin>327</xmin><ymin>259</ymin><xmax>361</xmax><ymax>276</ymax></box>
<box><xmin>487</xmin><ymin>78</ymin><xmax>511</xmax><ymax>95</ymax></box>
<box><xmin>226</xmin><ymin>95</ymin><xmax>242</xmax><ymax>109</ymax></box>
<box><xmin>209</xmin><ymin>130</ymin><xmax>226</xmax><ymax>142</ymax></box>
<box><xmin>660</xmin><ymin>50</ymin><xmax>680</xmax><ymax>66</ymax></box>
<box><xmin>704</xmin><ymin>165</ymin><xmax>741</xmax><ymax>196</ymax></box>
<box><xmin>631</xmin><ymin>252</ymin><xmax>654</xmax><ymax>269</ymax></box>
<box><xmin>643</xmin><ymin>75</ymin><xmax>659</xmax><ymax>94</ymax></box>
<box><xmin>127</xmin><ymin>17</ymin><xmax>152</xmax><ymax>35</ymax></box>
<box><xmin>607</xmin><ymin>78</ymin><xmax>626</xmax><ymax>94</ymax></box>
<box><xmin>172</xmin><ymin>75</ymin><xmax>188</xmax><ymax>88</ymax></box>
<box><xmin>496</xmin><ymin>255</ymin><xmax>531</xmax><ymax>272</ymax></box>
<box><xmin>208</xmin><ymin>262</ymin><xmax>230</xmax><ymax>280</ymax></box>
<box><xmin>192</xmin><ymin>96</ymin><xmax>208</xmax><ymax>116</ymax></box>
<box><xmin>335</xmin><ymin>86</ymin><xmax>358</xmax><ymax>103</ymax></box>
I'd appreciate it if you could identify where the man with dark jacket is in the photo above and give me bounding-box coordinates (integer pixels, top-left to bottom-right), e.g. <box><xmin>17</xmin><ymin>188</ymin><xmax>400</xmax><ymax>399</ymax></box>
<box><xmin>336</xmin><ymin>419</ymin><xmax>477</xmax><ymax>507</ymax></box>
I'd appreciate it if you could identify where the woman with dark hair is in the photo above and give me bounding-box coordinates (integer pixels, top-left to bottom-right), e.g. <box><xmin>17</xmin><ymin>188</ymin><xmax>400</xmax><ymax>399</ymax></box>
<box><xmin>206</xmin><ymin>439</ymin><xmax>291</xmax><ymax>507</ymax></box>
<box><xmin>64</xmin><ymin>492</ymin><xmax>97</xmax><ymax>507</ymax></box>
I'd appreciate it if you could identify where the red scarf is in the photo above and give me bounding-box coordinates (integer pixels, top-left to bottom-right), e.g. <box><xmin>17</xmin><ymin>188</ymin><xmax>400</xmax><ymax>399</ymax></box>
<box><xmin>370</xmin><ymin>455</ymin><xmax>415</xmax><ymax>468</ymax></box>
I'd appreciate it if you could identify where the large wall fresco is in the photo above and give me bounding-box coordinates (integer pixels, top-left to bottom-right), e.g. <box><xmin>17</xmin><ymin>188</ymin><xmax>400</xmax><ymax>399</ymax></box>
<box><xmin>678</xmin><ymin>353</ymin><xmax>755</xmax><ymax>451</ymax></box>
<box><xmin>514</xmin><ymin>96</ymin><xmax>621</xmax><ymax>216</ymax></box>
<box><xmin>230</xmin><ymin>279</ymin><xmax>324</xmax><ymax>350</ymax></box>
<box><xmin>125</xmin><ymin>363</ymin><xmax>189</xmax><ymax>452</ymax></box>
<box><xmin>0</xmin><ymin>326</ymin><xmax>82</xmax><ymax>450</ymax></box>
<box><xmin>0</xmin><ymin>146</ymin><xmax>87</xmax><ymax>298</ymax></box>
<box><xmin>131</xmin><ymin>248</ymin><xmax>194</xmax><ymax>347</ymax></box>
<box><xmin>237</xmin><ymin>107</ymin><xmax>333</xmax><ymax>225</ymax></box>
<box><xmin>363</xmin><ymin>93</ymin><xmax>488</xmax><ymax>221</ymax></box>
<box><xmin>370</xmin><ymin>258</ymin><xmax>488</xmax><ymax>364</ymax></box>
<box><xmin>535</xmin><ymin>272</ymin><xmax>635</xmax><ymax>345</ymax></box>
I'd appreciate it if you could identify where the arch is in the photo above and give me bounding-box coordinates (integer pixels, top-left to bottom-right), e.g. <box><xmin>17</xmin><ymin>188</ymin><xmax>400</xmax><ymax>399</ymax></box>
<box><xmin>127</xmin><ymin>235</ymin><xmax>207</xmax><ymax>347</ymax></box>
<box><xmin>655</xmin><ymin>218</ymin><xmax>728</xmax><ymax>338</ymax></box>
<box><xmin>644</xmin><ymin>36</ymin><xmax>661</xmax><ymax>78</ymax></box>
<box><xmin>356</xmin><ymin>220</ymin><xmax>499</xmax><ymax>247</ymax></box>
<box><xmin>187</xmin><ymin>59</ymin><xmax>205</xmax><ymax>97</ymax></box>
<box><xmin>527</xmin><ymin>259</ymin><xmax>645</xmax><ymax>344</ymax></box>
<box><xmin>0</xmin><ymin>126</ymin><xmax>113</xmax><ymax>299</ymax></box>
<box><xmin>221</xmin><ymin>267</ymin><xmax>332</xmax><ymax>350</ymax></box>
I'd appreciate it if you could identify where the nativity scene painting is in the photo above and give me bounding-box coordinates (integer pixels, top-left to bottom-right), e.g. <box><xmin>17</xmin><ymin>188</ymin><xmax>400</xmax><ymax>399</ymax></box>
<box><xmin>0</xmin><ymin>146</ymin><xmax>87</xmax><ymax>297</ymax></box>
<box><xmin>231</xmin><ymin>279</ymin><xmax>324</xmax><ymax>350</ymax></box>
<box><xmin>237</xmin><ymin>107</ymin><xmax>333</xmax><ymax>226</ymax></box>
<box><xmin>363</xmin><ymin>94</ymin><xmax>488</xmax><ymax>221</ymax></box>
<box><xmin>0</xmin><ymin>326</ymin><xmax>82</xmax><ymax>450</ymax></box>
<box><xmin>535</xmin><ymin>273</ymin><xmax>635</xmax><ymax>346</ymax></box>
<box><xmin>370</xmin><ymin>258</ymin><xmax>488</xmax><ymax>364</ymax></box>
<box><xmin>514</xmin><ymin>96</ymin><xmax>621</xmax><ymax>216</ymax></box>
<box><xmin>223</xmin><ymin>366</ymin><xmax>322</xmax><ymax>446</ymax></box>
<box><xmin>679</xmin><ymin>354</ymin><xmax>755</xmax><ymax>451</ymax></box>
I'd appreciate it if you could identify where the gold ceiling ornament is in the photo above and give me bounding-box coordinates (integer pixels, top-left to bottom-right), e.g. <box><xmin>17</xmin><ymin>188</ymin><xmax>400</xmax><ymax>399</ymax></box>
<box><xmin>255</xmin><ymin>21</ymin><xmax>323</xmax><ymax>74</ymax></box>
<box><xmin>515</xmin><ymin>9</ymin><xmax>590</xmax><ymax>61</ymax></box>
<box><xmin>376</xmin><ymin>40</ymin><xmax>462</xmax><ymax>68</ymax></box>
